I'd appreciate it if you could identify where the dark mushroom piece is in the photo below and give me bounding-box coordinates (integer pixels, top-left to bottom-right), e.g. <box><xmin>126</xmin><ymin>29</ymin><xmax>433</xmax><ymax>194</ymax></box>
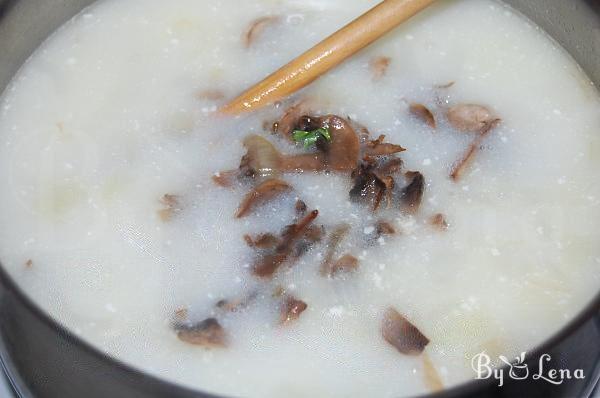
<box><xmin>364</xmin><ymin>135</ymin><xmax>406</xmax><ymax>158</ymax></box>
<box><xmin>320</xmin><ymin>224</ymin><xmax>351</xmax><ymax>276</ymax></box>
<box><xmin>329</xmin><ymin>254</ymin><xmax>359</xmax><ymax>276</ymax></box>
<box><xmin>382</xmin><ymin>308</ymin><xmax>429</xmax><ymax>356</ymax></box>
<box><xmin>176</xmin><ymin>318</ymin><xmax>228</xmax><ymax>348</ymax></box>
<box><xmin>235</xmin><ymin>179</ymin><xmax>292</xmax><ymax>218</ymax></box>
<box><xmin>376</xmin><ymin>157</ymin><xmax>403</xmax><ymax>176</ymax></box>
<box><xmin>272</xmin><ymin>99</ymin><xmax>313</xmax><ymax>138</ymax></box>
<box><xmin>447</xmin><ymin>104</ymin><xmax>497</xmax><ymax>133</ymax></box>
<box><xmin>400</xmin><ymin>171</ymin><xmax>425</xmax><ymax>213</ymax></box>
<box><xmin>350</xmin><ymin>164</ymin><xmax>387</xmax><ymax>210</ymax></box>
<box><xmin>318</xmin><ymin>115</ymin><xmax>361</xmax><ymax>171</ymax></box>
<box><xmin>280</xmin><ymin>296</ymin><xmax>308</xmax><ymax>324</ymax></box>
<box><xmin>450</xmin><ymin>118</ymin><xmax>501</xmax><ymax>181</ymax></box>
<box><xmin>409</xmin><ymin>103</ymin><xmax>436</xmax><ymax>129</ymax></box>
<box><xmin>253</xmin><ymin>210</ymin><xmax>320</xmax><ymax>278</ymax></box>
<box><xmin>244</xmin><ymin>233</ymin><xmax>280</xmax><ymax>249</ymax></box>
<box><xmin>239</xmin><ymin>134</ymin><xmax>327</xmax><ymax>177</ymax></box>
<box><xmin>243</xmin><ymin>16</ymin><xmax>280</xmax><ymax>48</ymax></box>
<box><xmin>212</xmin><ymin>170</ymin><xmax>239</xmax><ymax>187</ymax></box>
<box><xmin>295</xmin><ymin>199</ymin><xmax>307</xmax><ymax>217</ymax></box>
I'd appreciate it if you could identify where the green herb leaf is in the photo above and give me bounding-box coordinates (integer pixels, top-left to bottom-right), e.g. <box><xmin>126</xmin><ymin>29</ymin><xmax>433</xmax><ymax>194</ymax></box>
<box><xmin>292</xmin><ymin>127</ymin><xmax>332</xmax><ymax>149</ymax></box>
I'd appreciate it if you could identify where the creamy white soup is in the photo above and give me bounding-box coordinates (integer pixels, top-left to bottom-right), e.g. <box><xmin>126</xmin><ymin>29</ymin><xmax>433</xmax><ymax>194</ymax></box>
<box><xmin>0</xmin><ymin>0</ymin><xmax>599</xmax><ymax>397</ymax></box>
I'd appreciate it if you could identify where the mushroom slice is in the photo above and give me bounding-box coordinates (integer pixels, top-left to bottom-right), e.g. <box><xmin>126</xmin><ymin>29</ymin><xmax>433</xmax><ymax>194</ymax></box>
<box><xmin>243</xmin><ymin>16</ymin><xmax>280</xmax><ymax>48</ymax></box>
<box><xmin>382</xmin><ymin>308</ymin><xmax>429</xmax><ymax>356</ymax></box>
<box><xmin>366</xmin><ymin>220</ymin><xmax>397</xmax><ymax>245</ymax></box>
<box><xmin>409</xmin><ymin>103</ymin><xmax>436</xmax><ymax>129</ymax></box>
<box><xmin>319</xmin><ymin>115</ymin><xmax>361</xmax><ymax>171</ymax></box>
<box><xmin>216</xmin><ymin>291</ymin><xmax>258</xmax><ymax>313</ymax></box>
<box><xmin>447</xmin><ymin>104</ymin><xmax>497</xmax><ymax>133</ymax></box>
<box><xmin>321</xmin><ymin>224</ymin><xmax>351</xmax><ymax>276</ymax></box>
<box><xmin>235</xmin><ymin>179</ymin><xmax>291</xmax><ymax>218</ymax></box>
<box><xmin>273</xmin><ymin>99</ymin><xmax>312</xmax><ymax>138</ymax></box>
<box><xmin>280</xmin><ymin>153</ymin><xmax>327</xmax><ymax>172</ymax></box>
<box><xmin>239</xmin><ymin>135</ymin><xmax>283</xmax><ymax>179</ymax></box>
<box><xmin>244</xmin><ymin>233</ymin><xmax>280</xmax><ymax>249</ymax></box>
<box><xmin>365</xmin><ymin>135</ymin><xmax>406</xmax><ymax>158</ymax></box>
<box><xmin>370</xmin><ymin>56</ymin><xmax>391</xmax><ymax>81</ymax></box>
<box><xmin>400</xmin><ymin>171</ymin><xmax>425</xmax><ymax>213</ymax></box>
<box><xmin>450</xmin><ymin>118</ymin><xmax>501</xmax><ymax>181</ymax></box>
<box><xmin>330</xmin><ymin>254</ymin><xmax>359</xmax><ymax>276</ymax></box>
<box><xmin>177</xmin><ymin>318</ymin><xmax>227</xmax><ymax>348</ymax></box>
<box><xmin>295</xmin><ymin>199</ymin><xmax>308</xmax><ymax>217</ymax></box>
<box><xmin>253</xmin><ymin>210</ymin><xmax>319</xmax><ymax>278</ymax></box>
<box><xmin>212</xmin><ymin>170</ymin><xmax>238</xmax><ymax>187</ymax></box>
<box><xmin>280</xmin><ymin>296</ymin><xmax>308</xmax><ymax>324</ymax></box>
<box><xmin>377</xmin><ymin>157</ymin><xmax>403</xmax><ymax>176</ymax></box>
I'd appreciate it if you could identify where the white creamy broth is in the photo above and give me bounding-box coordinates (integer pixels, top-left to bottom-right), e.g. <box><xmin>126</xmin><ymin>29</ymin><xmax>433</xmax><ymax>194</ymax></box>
<box><xmin>0</xmin><ymin>0</ymin><xmax>599</xmax><ymax>397</ymax></box>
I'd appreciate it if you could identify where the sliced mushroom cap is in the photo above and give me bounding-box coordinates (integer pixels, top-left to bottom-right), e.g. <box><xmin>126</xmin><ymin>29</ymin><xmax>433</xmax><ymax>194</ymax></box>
<box><xmin>253</xmin><ymin>210</ymin><xmax>319</xmax><ymax>278</ymax></box>
<box><xmin>364</xmin><ymin>135</ymin><xmax>406</xmax><ymax>158</ymax></box>
<box><xmin>280</xmin><ymin>153</ymin><xmax>327</xmax><ymax>172</ymax></box>
<box><xmin>449</xmin><ymin>118</ymin><xmax>501</xmax><ymax>182</ymax></box>
<box><xmin>240</xmin><ymin>135</ymin><xmax>283</xmax><ymax>179</ymax></box>
<box><xmin>280</xmin><ymin>296</ymin><xmax>308</xmax><ymax>324</ymax></box>
<box><xmin>295</xmin><ymin>200</ymin><xmax>307</xmax><ymax>217</ymax></box>
<box><xmin>212</xmin><ymin>170</ymin><xmax>238</xmax><ymax>187</ymax></box>
<box><xmin>216</xmin><ymin>291</ymin><xmax>258</xmax><ymax>313</ymax></box>
<box><xmin>400</xmin><ymin>171</ymin><xmax>425</xmax><ymax>213</ymax></box>
<box><xmin>377</xmin><ymin>158</ymin><xmax>403</xmax><ymax>176</ymax></box>
<box><xmin>349</xmin><ymin>165</ymin><xmax>386</xmax><ymax>208</ymax></box>
<box><xmin>321</xmin><ymin>224</ymin><xmax>351</xmax><ymax>276</ymax></box>
<box><xmin>409</xmin><ymin>103</ymin><xmax>436</xmax><ymax>129</ymax></box>
<box><xmin>329</xmin><ymin>254</ymin><xmax>359</xmax><ymax>276</ymax></box>
<box><xmin>319</xmin><ymin>115</ymin><xmax>361</xmax><ymax>171</ymax></box>
<box><xmin>273</xmin><ymin>99</ymin><xmax>312</xmax><ymax>138</ymax></box>
<box><xmin>447</xmin><ymin>104</ymin><xmax>497</xmax><ymax>133</ymax></box>
<box><xmin>235</xmin><ymin>179</ymin><xmax>291</xmax><ymax>218</ymax></box>
<box><xmin>244</xmin><ymin>233</ymin><xmax>280</xmax><ymax>249</ymax></box>
<box><xmin>177</xmin><ymin>318</ymin><xmax>228</xmax><ymax>348</ymax></box>
<box><xmin>382</xmin><ymin>308</ymin><xmax>429</xmax><ymax>356</ymax></box>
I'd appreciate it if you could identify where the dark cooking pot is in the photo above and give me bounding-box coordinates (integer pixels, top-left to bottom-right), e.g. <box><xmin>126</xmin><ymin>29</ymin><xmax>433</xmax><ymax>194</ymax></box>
<box><xmin>0</xmin><ymin>0</ymin><xmax>599</xmax><ymax>397</ymax></box>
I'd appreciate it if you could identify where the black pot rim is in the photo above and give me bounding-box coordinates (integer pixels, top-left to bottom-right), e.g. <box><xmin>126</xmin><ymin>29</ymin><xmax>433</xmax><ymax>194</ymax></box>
<box><xmin>0</xmin><ymin>261</ymin><xmax>599</xmax><ymax>398</ymax></box>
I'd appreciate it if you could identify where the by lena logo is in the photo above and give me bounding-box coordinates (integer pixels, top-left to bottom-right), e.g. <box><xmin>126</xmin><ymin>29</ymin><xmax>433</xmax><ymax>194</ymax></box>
<box><xmin>471</xmin><ymin>351</ymin><xmax>585</xmax><ymax>387</ymax></box>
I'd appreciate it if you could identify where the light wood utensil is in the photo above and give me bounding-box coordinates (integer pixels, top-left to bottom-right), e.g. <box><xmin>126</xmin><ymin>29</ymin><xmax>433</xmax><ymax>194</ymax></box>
<box><xmin>220</xmin><ymin>0</ymin><xmax>437</xmax><ymax>115</ymax></box>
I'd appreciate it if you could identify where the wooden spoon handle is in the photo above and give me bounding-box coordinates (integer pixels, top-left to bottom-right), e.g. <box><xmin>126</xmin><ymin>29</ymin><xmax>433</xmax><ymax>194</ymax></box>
<box><xmin>220</xmin><ymin>0</ymin><xmax>437</xmax><ymax>115</ymax></box>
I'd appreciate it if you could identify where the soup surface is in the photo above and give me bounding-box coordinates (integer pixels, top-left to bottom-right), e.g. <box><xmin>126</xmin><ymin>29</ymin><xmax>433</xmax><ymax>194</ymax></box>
<box><xmin>0</xmin><ymin>0</ymin><xmax>599</xmax><ymax>396</ymax></box>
